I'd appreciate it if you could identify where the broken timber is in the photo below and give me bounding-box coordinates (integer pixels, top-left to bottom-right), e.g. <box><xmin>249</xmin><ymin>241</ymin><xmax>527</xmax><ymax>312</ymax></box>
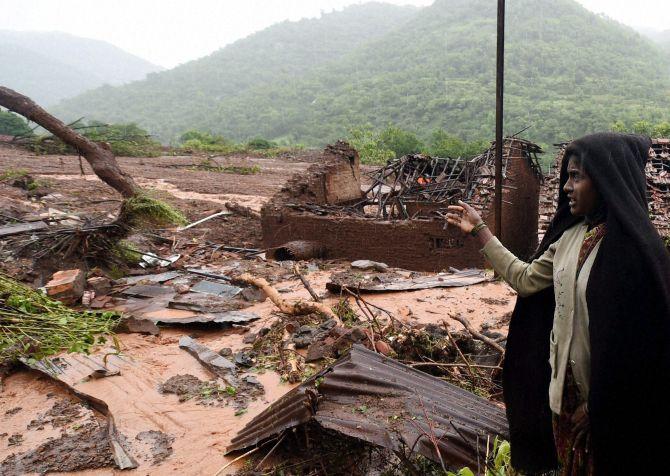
<box><xmin>226</xmin><ymin>345</ymin><xmax>509</xmax><ymax>469</ymax></box>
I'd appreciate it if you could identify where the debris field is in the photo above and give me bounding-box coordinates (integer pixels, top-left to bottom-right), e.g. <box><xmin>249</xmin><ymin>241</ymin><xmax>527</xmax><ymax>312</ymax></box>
<box><xmin>1</xmin><ymin>136</ymin><xmax>666</xmax><ymax>475</ymax></box>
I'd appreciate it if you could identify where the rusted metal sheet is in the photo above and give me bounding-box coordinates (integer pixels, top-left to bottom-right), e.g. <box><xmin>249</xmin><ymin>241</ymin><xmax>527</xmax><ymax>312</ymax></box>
<box><xmin>0</xmin><ymin>220</ymin><xmax>48</xmax><ymax>237</ymax></box>
<box><xmin>23</xmin><ymin>355</ymin><xmax>137</xmax><ymax>470</ymax></box>
<box><xmin>179</xmin><ymin>336</ymin><xmax>237</xmax><ymax>386</ymax></box>
<box><xmin>226</xmin><ymin>345</ymin><xmax>508</xmax><ymax>468</ymax></box>
<box><xmin>326</xmin><ymin>268</ymin><xmax>488</xmax><ymax>293</ymax></box>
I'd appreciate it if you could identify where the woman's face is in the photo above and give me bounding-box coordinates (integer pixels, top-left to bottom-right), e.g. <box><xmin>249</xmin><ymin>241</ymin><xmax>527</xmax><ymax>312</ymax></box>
<box><xmin>563</xmin><ymin>155</ymin><xmax>599</xmax><ymax>217</ymax></box>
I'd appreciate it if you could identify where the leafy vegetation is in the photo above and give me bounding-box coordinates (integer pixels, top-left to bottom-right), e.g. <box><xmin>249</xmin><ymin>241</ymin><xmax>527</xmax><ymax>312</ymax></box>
<box><xmin>0</xmin><ymin>274</ymin><xmax>121</xmax><ymax>364</ymax></box>
<box><xmin>53</xmin><ymin>0</ymin><xmax>670</xmax><ymax>148</ymax></box>
<box><xmin>178</xmin><ymin>130</ymin><xmax>244</xmax><ymax>154</ymax></box>
<box><xmin>82</xmin><ymin>121</ymin><xmax>162</xmax><ymax>156</ymax></box>
<box><xmin>348</xmin><ymin>124</ymin><xmax>490</xmax><ymax>164</ymax></box>
<box><xmin>246</xmin><ymin>137</ymin><xmax>277</xmax><ymax>150</ymax></box>
<box><xmin>25</xmin><ymin>121</ymin><xmax>162</xmax><ymax>157</ymax></box>
<box><xmin>611</xmin><ymin>120</ymin><xmax>670</xmax><ymax>137</ymax></box>
<box><xmin>406</xmin><ymin>437</ymin><xmax>511</xmax><ymax>476</ymax></box>
<box><xmin>0</xmin><ymin>168</ymin><xmax>29</xmax><ymax>181</ymax></box>
<box><xmin>191</xmin><ymin>158</ymin><xmax>261</xmax><ymax>175</ymax></box>
<box><xmin>0</xmin><ymin>109</ymin><xmax>33</xmax><ymax>137</ymax></box>
<box><xmin>119</xmin><ymin>193</ymin><xmax>188</xmax><ymax>228</ymax></box>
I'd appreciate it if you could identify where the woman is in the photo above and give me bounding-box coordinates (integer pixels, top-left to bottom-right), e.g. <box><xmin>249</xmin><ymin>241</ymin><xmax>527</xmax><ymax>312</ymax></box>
<box><xmin>446</xmin><ymin>133</ymin><xmax>670</xmax><ymax>475</ymax></box>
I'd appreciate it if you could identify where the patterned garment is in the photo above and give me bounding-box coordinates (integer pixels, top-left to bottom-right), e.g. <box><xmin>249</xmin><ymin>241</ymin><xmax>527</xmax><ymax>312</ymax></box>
<box><xmin>552</xmin><ymin>367</ymin><xmax>594</xmax><ymax>476</ymax></box>
<box><xmin>576</xmin><ymin>223</ymin><xmax>607</xmax><ymax>277</ymax></box>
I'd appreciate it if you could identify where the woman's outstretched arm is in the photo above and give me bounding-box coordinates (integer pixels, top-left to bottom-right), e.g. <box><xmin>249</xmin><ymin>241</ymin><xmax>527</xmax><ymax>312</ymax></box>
<box><xmin>446</xmin><ymin>201</ymin><xmax>555</xmax><ymax>297</ymax></box>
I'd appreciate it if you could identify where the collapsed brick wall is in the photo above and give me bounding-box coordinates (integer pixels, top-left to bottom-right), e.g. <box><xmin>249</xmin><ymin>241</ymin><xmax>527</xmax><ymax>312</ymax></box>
<box><xmin>262</xmin><ymin>212</ymin><xmax>487</xmax><ymax>271</ymax></box>
<box><xmin>494</xmin><ymin>140</ymin><xmax>540</xmax><ymax>259</ymax></box>
<box><xmin>271</xmin><ymin>140</ymin><xmax>361</xmax><ymax>206</ymax></box>
<box><xmin>262</xmin><ymin>139</ymin><xmax>541</xmax><ymax>271</ymax></box>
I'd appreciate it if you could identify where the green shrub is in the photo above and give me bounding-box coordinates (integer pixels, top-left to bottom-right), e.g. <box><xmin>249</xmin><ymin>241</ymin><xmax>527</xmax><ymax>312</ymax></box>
<box><xmin>83</xmin><ymin>121</ymin><xmax>162</xmax><ymax>157</ymax></box>
<box><xmin>378</xmin><ymin>124</ymin><xmax>424</xmax><ymax>158</ymax></box>
<box><xmin>610</xmin><ymin>120</ymin><xmax>670</xmax><ymax>138</ymax></box>
<box><xmin>426</xmin><ymin>130</ymin><xmax>489</xmax><ymax>159</ymax></box>
<box><xmin>247</xmin><ymin>137</ymin><xmax>277</xmax><ymax>150</ymax></box>
<box><xmin>346</xmin><ymin>125</ymin><xmax>395</xmax><ymax>165</ymax></box>
<box><xmin>0</xmin><ymin>168</ymin><xmax>29</xmax><ymax>181</ymax></box>
<box><xmin>0</xmin><ymin>110</ymin><xmax>33</xmax><ymax>137</ymax></box>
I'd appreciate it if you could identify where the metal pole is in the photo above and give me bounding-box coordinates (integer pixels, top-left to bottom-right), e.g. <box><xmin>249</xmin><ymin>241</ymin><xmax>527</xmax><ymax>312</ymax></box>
<box><xmin>495</xmin><ymin>0</ymin><xmax>505</xmax><ymax>241</ymax></box>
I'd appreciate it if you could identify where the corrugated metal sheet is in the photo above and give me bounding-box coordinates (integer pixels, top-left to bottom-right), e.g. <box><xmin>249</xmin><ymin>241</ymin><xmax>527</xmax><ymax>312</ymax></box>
<box><xmin>226</xmin><ymin>345</ymin><xmax>508</xmax><ymax>468</ymax></box>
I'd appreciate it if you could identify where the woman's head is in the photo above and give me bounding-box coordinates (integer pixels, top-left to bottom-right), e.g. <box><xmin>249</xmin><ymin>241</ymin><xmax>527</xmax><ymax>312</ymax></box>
<box><xmin>563</xmin><ymin>154</ymin><xmax>601</xmax><ymax>218</ymax></box>
<box><xmin>539</xmin><ymin>133</ymin><xmax>651</xmax><ymax>252</ymax></box>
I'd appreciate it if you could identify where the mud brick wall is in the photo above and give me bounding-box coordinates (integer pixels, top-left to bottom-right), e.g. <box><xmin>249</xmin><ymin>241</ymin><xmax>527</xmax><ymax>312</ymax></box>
<box><xmin>262</xmin><ymin>211</ymin><xmax>487</xmax><ymax>272</ymax></box>
<box><xmin>275</xmin><ymin>141</ymin><xmax>361</xmax><ymax>205</ymax></box>
<box><xmin>496</xmin><ymin>140</ymin><xmax>540</xmax><ymax>260</ymax></box>
<box><xmin>262</xmin><ymin>138</ymin><xmax>541</xmax><ymax>271</ymax></box>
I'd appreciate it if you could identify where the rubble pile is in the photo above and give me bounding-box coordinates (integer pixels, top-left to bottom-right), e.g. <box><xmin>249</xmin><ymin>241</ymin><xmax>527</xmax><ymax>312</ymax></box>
<box><xmin>0</xmin><ymin>140</ymin><xmax>518</xmax><ymax>475</ymax></box>
<box><xmin>648</xmin><ymin>139</ymin><xmax>670</xmax><ymax>244</ymax></box>
<box><xmin>364</xmin><ymin>138</ymin><xmax>543</xmax><ymax>220</ymax></box>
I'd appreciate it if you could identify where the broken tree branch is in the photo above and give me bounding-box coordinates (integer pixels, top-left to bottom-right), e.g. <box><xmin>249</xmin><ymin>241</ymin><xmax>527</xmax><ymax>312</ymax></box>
<box><xmin>225</xmin><ymin>201</ymin><xmax>260</xmax><ymax>219</ymax></box>
<box><xmin>448</xmin><ymin>313</ymin><xmax>505</xmax><ymax>354</ymax></box>
<box><xmin>282</xmin><ymin>329</ymin><xmax>302</xmax><ymax>383</ymax></box>
<box><xmin>441</xmin><ymin>321</ymin><xmax>477</xmax><ymax>382</ymax></box>
<box><xmin>293</xmin><ymin>264</ymin><xmax>321</xmax><ymax>302</ymax></box>
<box><xmin>0</xmin><ymin>86</ymin><xmax>140</xmax><ymax>198</ymax></box>
<box><xmin>235</xmin><ymin>273</ymin><xmax>338</xmax><ymax>321</ymax></box>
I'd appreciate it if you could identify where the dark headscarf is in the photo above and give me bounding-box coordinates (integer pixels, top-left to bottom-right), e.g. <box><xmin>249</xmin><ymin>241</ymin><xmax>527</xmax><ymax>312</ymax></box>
<box><xmin>502</xmin><ymin>133</ymin><xmax>670</xmax><ymax>474</ymax></box>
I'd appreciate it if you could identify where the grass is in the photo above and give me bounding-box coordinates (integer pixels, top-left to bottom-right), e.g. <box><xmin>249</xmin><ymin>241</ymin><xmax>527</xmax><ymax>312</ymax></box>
<box><xmin>0</xmin><ymin>274</ymin><xmax>121</xmax><ymax>364</ymax></box>
<box><xmin>332</xmin><ymin>298</ymin><xmax>359</xmax><ymax>326</ymax></box>
<box><xmin>0</xmin><ymin>168</ymin><xmax>29</xmax><ymax>181</ymax></box>
<box><xmin>190</xmin><ymin>159</ymin><xmax>261</xmax><ymax>175</ymax></box>
<box><xmin>119</xmin><ymin>192</ymin><xmax>188</xmax><ymax>228</ymax></box>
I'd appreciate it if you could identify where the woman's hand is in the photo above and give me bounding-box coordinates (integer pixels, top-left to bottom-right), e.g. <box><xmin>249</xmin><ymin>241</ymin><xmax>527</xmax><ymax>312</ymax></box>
<box><xmin>446</xmin><ymin>201</ymin><xmax>484</xmax><ymax>234</ymax></box>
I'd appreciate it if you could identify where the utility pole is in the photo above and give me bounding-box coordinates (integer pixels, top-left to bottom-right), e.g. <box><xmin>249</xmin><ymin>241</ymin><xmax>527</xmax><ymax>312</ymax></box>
<box><xmin>495</xmin><ymin>0</ymin><xmax>505</xmax><ymax>241</ymax></box>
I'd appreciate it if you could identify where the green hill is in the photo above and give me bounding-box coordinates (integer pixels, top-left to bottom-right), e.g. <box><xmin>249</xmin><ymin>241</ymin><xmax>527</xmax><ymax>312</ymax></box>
<box><xmin>53</xmin><ymin>0</ymin><xmax>670</xmax><ymax>146</ymax></box>
<box><xmin>0</xmin><ymin>30</ymin><xmax>163</xmax><ymax>105</ymax></box>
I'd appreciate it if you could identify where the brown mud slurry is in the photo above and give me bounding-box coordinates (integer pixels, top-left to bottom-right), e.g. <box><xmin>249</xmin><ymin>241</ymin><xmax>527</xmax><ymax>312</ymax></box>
<box><xmin>0</xmin><ymin>144</ymin><xmax>517</xmax><ymax>474</ymax></box>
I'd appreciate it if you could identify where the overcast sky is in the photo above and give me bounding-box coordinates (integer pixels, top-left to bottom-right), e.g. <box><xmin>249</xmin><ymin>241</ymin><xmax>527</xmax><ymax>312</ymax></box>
<box><xmin>0</xmin><ymin>0</ymin><xmax>667</xmax><ymax>68</ymax></box>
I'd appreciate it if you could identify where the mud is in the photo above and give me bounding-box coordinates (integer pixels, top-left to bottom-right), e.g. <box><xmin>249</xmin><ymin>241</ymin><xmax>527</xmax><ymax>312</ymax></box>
<box><xmin>159</xmin><ymin>374</ymin><xmax>205</xmax><ymax>401</ymax></box>
<box><xmin>0</xmin><ymin>421</ymin><xmax>114</xmax><ymax>474</ymax></box>
<box><xmin>27</xmin><ymin>399</ymin><xmax>83</xmax><ymax>430</ymax></box>
<box><xmin>134</xmin><ymin>430</ymin><xmax>175</xmax><ymax>465</ymax></box>
<box><xmin>0</xmin><ymin>142</ymin><xmax>523</xmax><ymax>474</ymax></box>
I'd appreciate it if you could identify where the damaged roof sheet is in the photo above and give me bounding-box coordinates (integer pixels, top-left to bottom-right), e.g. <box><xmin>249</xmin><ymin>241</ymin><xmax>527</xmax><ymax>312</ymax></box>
<box><xmin>226</xmin><ymin>345</ymin><xmax>508</xmax><ymax>469</ymax></box>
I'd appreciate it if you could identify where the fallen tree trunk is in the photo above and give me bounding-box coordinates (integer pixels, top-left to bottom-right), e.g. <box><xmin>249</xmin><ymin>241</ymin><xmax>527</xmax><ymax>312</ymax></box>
<box><xmin>0</xmin><ymin>86</ymin><xmax>139</xmax><ymax>198</ymax></box>
<box><xmin>235</xmin><ymin>273</ymin><xmax>339</xmax><ymax>321</ymax></box>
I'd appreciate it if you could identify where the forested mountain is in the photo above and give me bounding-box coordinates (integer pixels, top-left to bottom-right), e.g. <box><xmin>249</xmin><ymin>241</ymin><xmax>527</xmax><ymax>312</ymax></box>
<box><xmin>53</xmin><ymin>0</ymin><xmax>670</xmax><ymax>147</ymax></box>
<box><xmin>0</xmin><ymin>31</ymin><xmax>162</xmax><ymax>105</ymax></box>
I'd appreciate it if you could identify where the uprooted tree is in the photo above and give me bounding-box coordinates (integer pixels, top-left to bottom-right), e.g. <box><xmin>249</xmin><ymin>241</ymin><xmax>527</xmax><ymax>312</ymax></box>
<box><xmin>0</xmin><ymin>86</ymin><xmax>186</xmax><ymax>265</ymax></box>
<box><xmin>0</xmin><ymin>86</ymin><xmax>139</xmax><ymax>198</ymax></box>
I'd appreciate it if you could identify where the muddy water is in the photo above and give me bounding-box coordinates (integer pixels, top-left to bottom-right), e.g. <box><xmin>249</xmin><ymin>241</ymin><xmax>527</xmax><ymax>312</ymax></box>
<box><xmin>36</xmin><ymin>175</ymin><xmax>267</xmax><ymax>212</ymax></box>
<box><xmin>1</xmin><ymin>331</ymin><xmax>295</xmax><ymax>475</ymax></box>
<box><xmin>2</xmin><ymin>265</ymin><xmax>513</xmax><ymax>474</ymax></box>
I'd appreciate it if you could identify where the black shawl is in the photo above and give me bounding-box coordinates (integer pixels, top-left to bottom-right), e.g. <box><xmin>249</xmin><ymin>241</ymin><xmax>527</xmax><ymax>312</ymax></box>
<box><xmin>503</xmin><ymin>133</ymin><xmax>670</xmax><ymax>474</ymax></box>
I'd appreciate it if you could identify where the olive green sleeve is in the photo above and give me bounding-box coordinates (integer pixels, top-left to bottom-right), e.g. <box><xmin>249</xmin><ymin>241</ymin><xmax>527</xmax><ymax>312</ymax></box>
<box><xmin>481</xmin><ymin>237</ymin><xmax>555</xmax><ymax>297</ymax></box>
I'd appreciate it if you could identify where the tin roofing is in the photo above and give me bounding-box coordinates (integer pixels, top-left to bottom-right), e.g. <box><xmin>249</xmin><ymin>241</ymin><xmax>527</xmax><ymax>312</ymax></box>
<box><xmin>226</xmin><ymin>345</ymin><xmax>509</xmax><ymax>469</ymax></box>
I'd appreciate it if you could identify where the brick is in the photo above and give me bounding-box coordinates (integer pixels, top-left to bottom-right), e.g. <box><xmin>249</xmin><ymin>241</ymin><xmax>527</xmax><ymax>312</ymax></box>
<box><xmin>45</xmin><ymin>269</ymin><xmax>85</xmax><ymax>304</ymax></box>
